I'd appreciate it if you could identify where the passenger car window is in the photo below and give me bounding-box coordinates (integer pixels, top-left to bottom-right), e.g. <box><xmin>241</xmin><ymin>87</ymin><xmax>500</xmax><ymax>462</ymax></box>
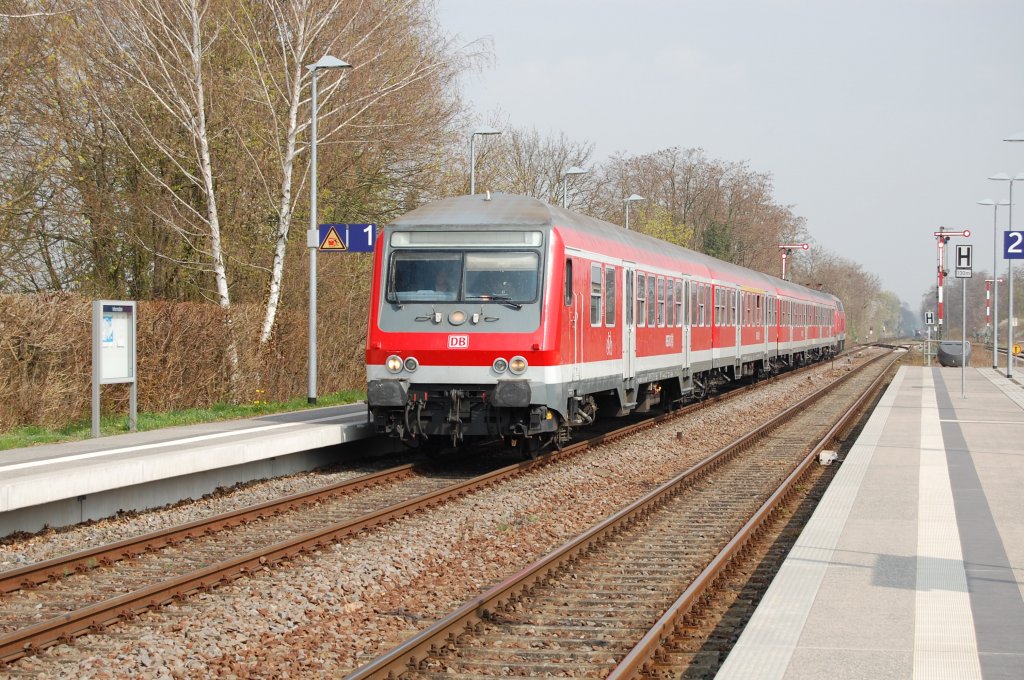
<box><xmin>590</xmin><ymin>264</ymin><xmax>602</xmax><ymax>326</ymax></box>
<box><xmin>605</xmin><ymin>266</ymin><xmax>616</xmax><ymax>326</ymax></box>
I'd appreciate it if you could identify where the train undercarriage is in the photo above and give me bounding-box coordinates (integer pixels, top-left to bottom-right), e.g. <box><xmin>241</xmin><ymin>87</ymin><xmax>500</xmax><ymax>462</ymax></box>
<box><xmin>368</xmin><ymin>343</ymin><xmax>840</xmax><ymax>456</ymax></box>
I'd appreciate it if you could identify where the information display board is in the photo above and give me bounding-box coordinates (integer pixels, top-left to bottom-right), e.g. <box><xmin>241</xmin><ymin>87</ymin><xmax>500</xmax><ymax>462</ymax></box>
<box><xmin>97</xmin><ymin>302</ymin><xmax>135</xmax><ymax>382</ymax></box>
<box><xmin>92</xmin><ymin>300</ymin><xmax>138</xmax><ymax>436</ymax></box>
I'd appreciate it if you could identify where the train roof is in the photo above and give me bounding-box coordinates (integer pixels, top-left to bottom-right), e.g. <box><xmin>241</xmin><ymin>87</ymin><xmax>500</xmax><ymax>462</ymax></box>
<box><xmin>388</xmin><ymin>193</ymin><xmax>839</xmax><ymax>306</ymax></box>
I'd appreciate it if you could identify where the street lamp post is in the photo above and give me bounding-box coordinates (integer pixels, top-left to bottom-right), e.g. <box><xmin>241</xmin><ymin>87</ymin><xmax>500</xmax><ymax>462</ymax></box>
<box><xmin>561</xmin><ymin>166</ymin><xmax>587</xmax><ymax>208</ymax></box>
<box><xmin>988</xmin><ymin>170</ymin><xmax>1024</xmax><ymax>378</ymax></box>
<box><xmin>306</xmin><ymin>55</ymin><xmax>352</xmax><ymax>405</ymax></box>
<box><xmin>469</xmin><ymin>127</ymin><xmax>501</xmax><ymax>195</ymax></box>
<box><xmin>623</xmin><ymin>194</ymin><xmax>644</xmax><ymax>229</ymax></box>
<box><xmin>977</xmin><ymin>198</ymin><xmax>1009</xmax><ymax>368</ymax></box>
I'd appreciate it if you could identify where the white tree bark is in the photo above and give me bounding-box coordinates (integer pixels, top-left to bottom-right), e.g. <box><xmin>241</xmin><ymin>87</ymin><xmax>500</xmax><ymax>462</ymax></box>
<box><xmin>235</xmin><ymin>0</ymin><xmax>475</xmax><ymax>346</ymax></box>
<box><xmin>232</xmin><ymin>0</ymin><xmax>341</xmax><ymax>345</ymax></box>
<box><xmin>85</xmin><ymin>0</ymin><xmax>240</xmax><ymax>386</ymax></box>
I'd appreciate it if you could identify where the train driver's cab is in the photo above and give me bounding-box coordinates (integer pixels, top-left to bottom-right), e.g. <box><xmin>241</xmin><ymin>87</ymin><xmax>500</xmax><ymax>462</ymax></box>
<box><xmin>380</xmin><ymin>230</ymin><xmax>544</xmax><ymax>331</ymax></box>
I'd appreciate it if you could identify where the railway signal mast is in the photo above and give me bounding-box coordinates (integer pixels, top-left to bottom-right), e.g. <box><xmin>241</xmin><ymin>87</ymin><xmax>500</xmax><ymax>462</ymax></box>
<box><xmin>933</xmin><ymin>228</ymin><xmax>970</xmax><ymax>339</ymax></box>
<box><xmin>778</xmin><ymin>243</ymin><xmax>809</xmax><ymax>281</ymax></box>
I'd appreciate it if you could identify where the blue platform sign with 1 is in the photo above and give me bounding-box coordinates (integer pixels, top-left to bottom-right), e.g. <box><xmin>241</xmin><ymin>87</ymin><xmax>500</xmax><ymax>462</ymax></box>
<box><xmin>1006</xmin><ymin>231</ymin><xmax>1024</xmax><ymax>260</ymax></box>
<box><xmin>318</xmin><ymin>223</ymin><xmax>377</xmax><ymax>253</ymax></box>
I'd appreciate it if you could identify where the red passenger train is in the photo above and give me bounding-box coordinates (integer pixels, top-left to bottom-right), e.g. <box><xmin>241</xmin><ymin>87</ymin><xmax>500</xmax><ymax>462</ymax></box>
<box><xmin>366</xmin><ymin>193</ymin><xmax>845</xmax><ymax>452</ymax></box>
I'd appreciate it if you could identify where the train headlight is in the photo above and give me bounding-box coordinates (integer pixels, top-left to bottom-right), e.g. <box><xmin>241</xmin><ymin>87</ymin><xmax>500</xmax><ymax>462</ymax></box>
<box><xmin>492</xmin><ymin>358</ymin><xmax>508</xmax><ymax>373</ymax></box>
<box><xmin>385</xmin><ymin>355</ymin><xmax>403</xmax><ymax>373</ymax></box>
<box><xmin>404</xmin><ymin>356</ymin><xmax>419</xmax><ymax>372</ymax></box>
<box><xmin>449</xmin><ymin>310</ymin><xmax>467</xmax><ymax>325</ymax></box>
<box><xmin>508</xmin><ymin>356</ymin><xmax>528</xmax><ymax>375</ymax></box>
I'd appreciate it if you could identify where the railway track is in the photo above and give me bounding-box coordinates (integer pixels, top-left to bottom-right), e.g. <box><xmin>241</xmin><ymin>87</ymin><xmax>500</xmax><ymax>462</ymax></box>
<box><xmin>0</xmin><ymin>351</ymin><xmax>871</xmax><ymax>667</ymax></box>
<box><xmin>345</xmin><ymin>350</ymin><xmax>898</xmax><ymax>679</ymax></box>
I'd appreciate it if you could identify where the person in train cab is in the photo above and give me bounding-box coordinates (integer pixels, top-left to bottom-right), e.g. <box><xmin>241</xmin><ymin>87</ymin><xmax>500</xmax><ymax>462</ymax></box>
<box><xmin>434</xmin><ymin>266</ymin><xmax>458</xmax><ymax>300</ymax></box>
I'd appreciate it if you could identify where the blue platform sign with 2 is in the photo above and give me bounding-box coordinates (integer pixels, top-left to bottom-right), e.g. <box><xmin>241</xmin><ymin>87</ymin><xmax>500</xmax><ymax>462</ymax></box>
<box><xmin>318</xmin><ymin>223</ymin><xmax>377</xmax><ymax>253</ymax></box>
<box><xmin>1006</xmin><ymin>231</ymin><xmax>1024</xmax><ymax>260</ymax></box>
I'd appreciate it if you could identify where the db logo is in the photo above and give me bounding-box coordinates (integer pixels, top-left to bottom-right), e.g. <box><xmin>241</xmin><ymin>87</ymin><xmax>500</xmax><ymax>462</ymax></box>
<box><xmin>448</xmin><ymin>335</ymin><xmax>469</xmax><ymax>349</ymax></box>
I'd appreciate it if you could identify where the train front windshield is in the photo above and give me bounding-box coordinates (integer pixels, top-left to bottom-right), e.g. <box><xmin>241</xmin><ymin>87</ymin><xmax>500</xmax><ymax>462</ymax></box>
<box><xmin>387</xmin><ymin>251</ymin><xmax>540</xmax><ymax>303</ymax></box>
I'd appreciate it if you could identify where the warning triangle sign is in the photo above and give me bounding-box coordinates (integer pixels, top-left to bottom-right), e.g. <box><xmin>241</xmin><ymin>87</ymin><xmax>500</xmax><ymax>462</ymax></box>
<box><xmin>319</xmin><ymin>226</ymin><xmax>347</xmax><ymax>251</ymax></box>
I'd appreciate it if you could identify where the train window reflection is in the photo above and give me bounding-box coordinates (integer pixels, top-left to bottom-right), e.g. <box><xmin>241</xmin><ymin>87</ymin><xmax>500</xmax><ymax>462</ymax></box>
<box><xmin>387</xmin><ymin>250</ymin><xmax>540</xmax><ymax>303</ymax></box>
<box><xmin>465</xmin><ymin>252</ymin><xmax>539</xmax><ymax>302</ymax></box>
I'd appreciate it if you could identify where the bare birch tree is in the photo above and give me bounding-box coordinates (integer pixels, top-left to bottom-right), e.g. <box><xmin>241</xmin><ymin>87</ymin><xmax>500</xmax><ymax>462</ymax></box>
<box><xmin>78</xmin><ymin>0</ymin><xmax>240</xmax><ymax>385</ymax></box>
<box><xmin>231</xmin><ymin>0</ymin><xmax>480</xmax><ymax>345</ymax></box>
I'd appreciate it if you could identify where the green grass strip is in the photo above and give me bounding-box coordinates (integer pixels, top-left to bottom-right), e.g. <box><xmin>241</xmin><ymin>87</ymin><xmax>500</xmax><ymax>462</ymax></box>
<box><xmin>0</xmin><ymin>390</ymin><xmax>365</xmax><ymax>451</ymax></box>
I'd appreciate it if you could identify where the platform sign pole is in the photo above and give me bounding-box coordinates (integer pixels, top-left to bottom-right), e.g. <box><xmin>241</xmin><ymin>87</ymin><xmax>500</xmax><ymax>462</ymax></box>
<box><xmin>962</xmin><ymin>279</ymin><xmax>967</xmax><ymax>398</ymax></box>
<box><xmin>1009</xmin><ymin>180</ymin><xmax>1015</xmax><ymax>379</ymax></box>
<box><xmin>926</xmin><ymin>323</ymin><xmax>931</xmax><ymax>366</ymax></box>
<box><xmin>954</xmin><ymin>243</ymin><xmax>973</xmax><ymax>398</ymax></box>
<box><xmin>1005</xmin><ymin>227</ymin><xmax>1024</xmax><ymax>379</ymax></box>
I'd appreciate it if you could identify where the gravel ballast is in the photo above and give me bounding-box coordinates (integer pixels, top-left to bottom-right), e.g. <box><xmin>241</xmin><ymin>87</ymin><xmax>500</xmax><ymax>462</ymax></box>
<box><xmin>2</xmin><ymin>353</ymin><xmax>882</xmax><ymax>678</ymax></box>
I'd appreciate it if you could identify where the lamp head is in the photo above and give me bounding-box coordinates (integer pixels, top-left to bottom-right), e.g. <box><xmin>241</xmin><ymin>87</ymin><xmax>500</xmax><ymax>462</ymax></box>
<box><xmin>308</xmin><ymin>55</ymin><xmax>351</xmax><ymax>72</ymax></box>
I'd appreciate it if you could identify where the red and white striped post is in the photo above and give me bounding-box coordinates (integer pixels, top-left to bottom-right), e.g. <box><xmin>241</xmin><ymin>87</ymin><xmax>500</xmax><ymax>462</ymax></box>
<box><xmin>987</xmin><ymin>280</ymin><xmax>992</xmax><ymax>325</ymax></box>
<box><xmin>986</xmin><ymin>277</ymin><xmax>1004</xmax><ymax>345</ymax></box>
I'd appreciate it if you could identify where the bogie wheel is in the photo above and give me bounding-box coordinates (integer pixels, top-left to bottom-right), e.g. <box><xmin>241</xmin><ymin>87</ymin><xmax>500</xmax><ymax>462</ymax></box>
<box><xmin>519</xmin><ymin>436</ymin><xmax>545</xmax><ymax>460</ymax></box>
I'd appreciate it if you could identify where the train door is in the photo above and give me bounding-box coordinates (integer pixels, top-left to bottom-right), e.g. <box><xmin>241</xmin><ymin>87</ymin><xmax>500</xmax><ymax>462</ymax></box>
<box><xmin>679</xmin><ymin>277</ymin><xmax>690</xmax><ymax>374</ymax></box>
<box><xmin>733</xmin><ymin>287</ymin><xmax>741</xmax><ymax>358</ymax></box>
<box><xmin>762</xmin><ymin>294</ymin><xmax>770</xmax><ymax>358</ymax></box>
<box><xmin>565</xmin><ymin>257</ymin><xmax>582</xmax><ymax>385</ymax></box>
<box><xmin>623</xmin><ymin>264</ymin><xmax>636</xmax><ymax>382</ymax></box>
<box><xmin>738</xmin><ymin>290</ymin><xmax>746</xmax><ymax>359</ymax></box>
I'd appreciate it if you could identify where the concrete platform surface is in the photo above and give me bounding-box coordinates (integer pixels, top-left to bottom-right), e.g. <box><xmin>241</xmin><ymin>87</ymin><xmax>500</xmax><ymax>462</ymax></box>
<box><xmin>717</xmin><ymin>366</ymin><xmax>1024</xmax><ymax>680</ymax></box>
<box><xmin>0</xmin><ymin>403</ymin><xmax>375</xmax><ymax>535</ymax></box>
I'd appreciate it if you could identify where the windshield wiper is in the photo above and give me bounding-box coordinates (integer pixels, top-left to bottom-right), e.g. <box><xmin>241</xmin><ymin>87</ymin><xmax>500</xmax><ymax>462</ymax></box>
<box><xmin>387</xmin><ymin>270</ymin><xmax>404</xmax><ymax>308</ymax></box>
<box><xmin>489</xmin><ymin>294</ymin><xmax>522</xmax><ymax>310</ymax></box>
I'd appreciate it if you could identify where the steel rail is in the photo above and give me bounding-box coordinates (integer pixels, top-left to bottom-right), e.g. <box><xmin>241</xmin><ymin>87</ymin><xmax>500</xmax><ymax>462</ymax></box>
<box><xmin>0</xmin><ymin>464</ymin><xmax>419</xmax><ymax>595</ymax></box>
<box><xmin>1</xmin><ymin>358</ymin><xmax>780</xmax><ymax>599</ymax></box>
<box><xmin>0</xmin><ymin>374</ymin><xmax>742</xmax><ymax>664</ymax></box>
<box><xmin>607</xmin><ymin>352</ymin><xmax>899</xmax><ymax>678</ymax></box>
<box><xmin>343</xmin><ymin>350</ymin><xmax>895</xmax><ymax>679</ymax></box>
<box><xmin>0</xmin><ymin>349</ymin><xmax>861</xmax><ymax>665</ymax></box>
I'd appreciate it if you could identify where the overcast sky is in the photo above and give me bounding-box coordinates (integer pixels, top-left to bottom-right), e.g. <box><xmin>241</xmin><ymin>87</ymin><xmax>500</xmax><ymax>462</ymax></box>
<box><xmin>435</xmin><ymin>0</ymin><xmax>1024</xmax><ymax>311</ymax></box>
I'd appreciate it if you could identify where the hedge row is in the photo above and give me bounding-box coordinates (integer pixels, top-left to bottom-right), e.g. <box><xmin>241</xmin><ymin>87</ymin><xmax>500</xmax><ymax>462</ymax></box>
<box><xmin>0</xmin><ymin>293</ymin><xmax>367</xmax><ymax>430</ymax></box>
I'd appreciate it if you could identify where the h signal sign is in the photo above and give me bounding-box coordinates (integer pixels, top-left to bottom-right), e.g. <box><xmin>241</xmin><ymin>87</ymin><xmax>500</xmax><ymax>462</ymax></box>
<box><xmin>955</xmin><ymin>244</ymin><xmax>972</xmax><ymax>278</ymax></box>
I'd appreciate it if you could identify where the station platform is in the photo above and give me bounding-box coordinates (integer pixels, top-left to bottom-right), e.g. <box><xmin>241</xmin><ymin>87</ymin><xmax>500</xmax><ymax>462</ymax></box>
<box><xmin>0</xmin><ymin>403</ymin><xmax>377</xmax><ymax>537</ymax></box>
<box><xmin>718</xmin><ymin>366</ymin><xmax>1024</xmax><ymax>680</ymax></box>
